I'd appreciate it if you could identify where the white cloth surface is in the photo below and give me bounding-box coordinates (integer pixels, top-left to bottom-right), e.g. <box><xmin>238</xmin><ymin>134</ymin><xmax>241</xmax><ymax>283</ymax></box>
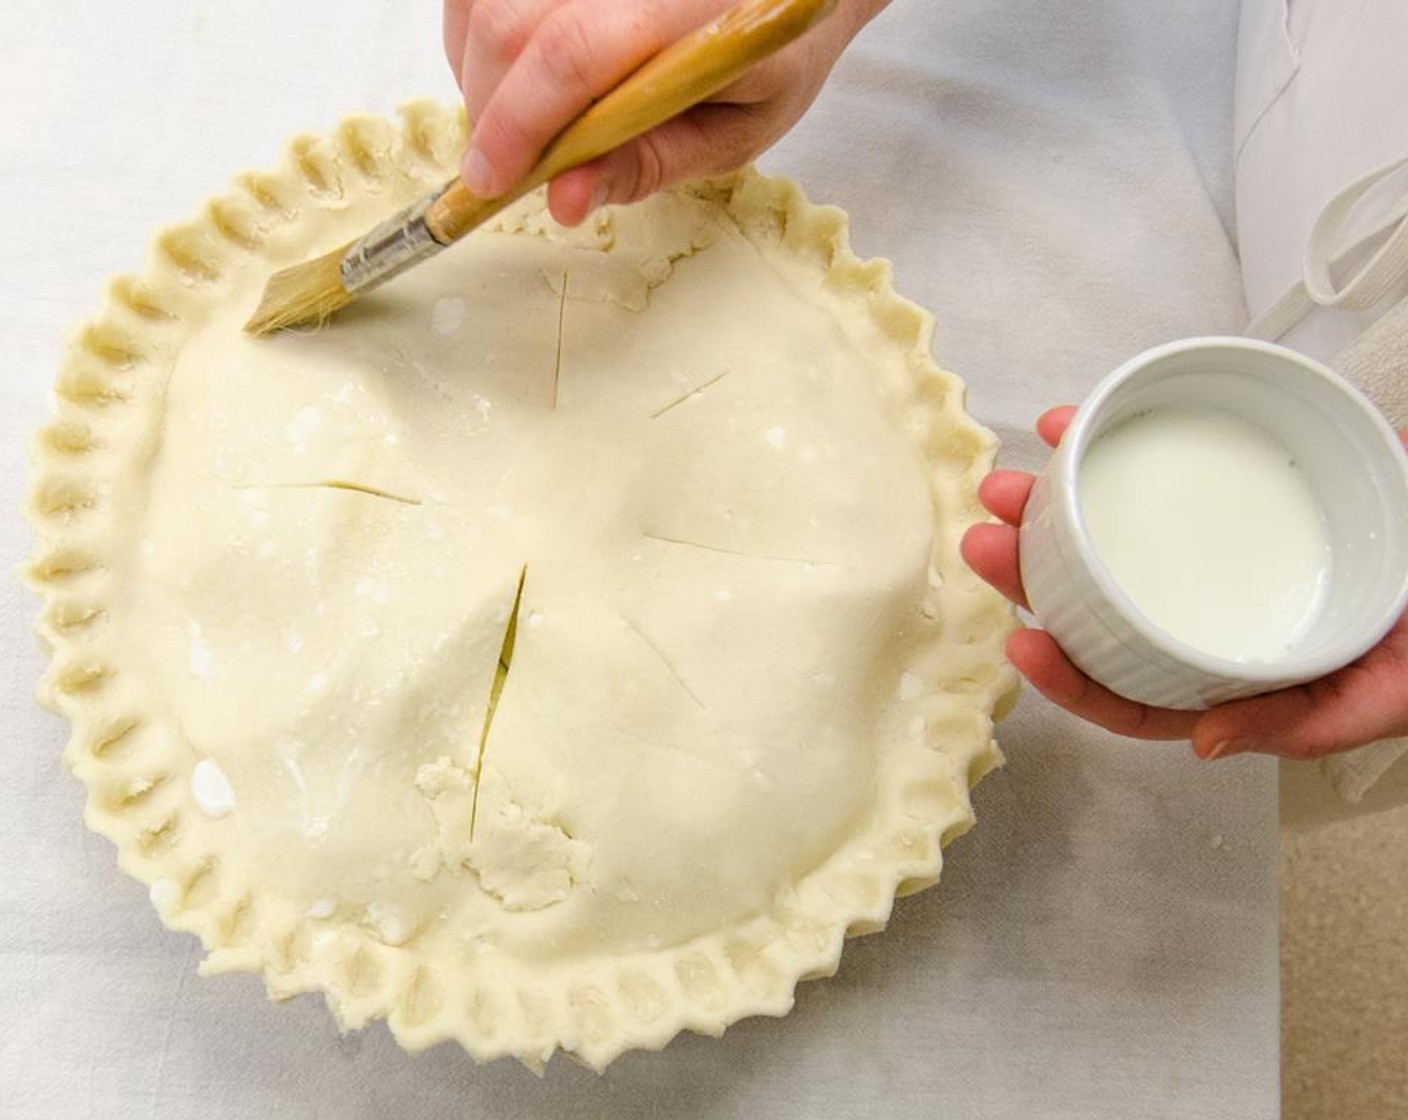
<box><xmin>0</xmin><ymin>1</ymin><xmax>1277</xmax><ymax>1117</ymax></box>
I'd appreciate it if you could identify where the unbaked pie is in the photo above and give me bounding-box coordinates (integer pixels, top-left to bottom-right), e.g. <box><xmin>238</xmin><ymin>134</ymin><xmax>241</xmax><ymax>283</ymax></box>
<box><xmin>27</xmin><ymin>102</ymin><xmax>1017</xmax><ymax>1068</ymax></box>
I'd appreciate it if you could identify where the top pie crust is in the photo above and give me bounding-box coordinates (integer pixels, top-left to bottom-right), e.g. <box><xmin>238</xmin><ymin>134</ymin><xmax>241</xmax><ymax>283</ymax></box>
<box><xmin>27</xmin><ymin>102</ymin><xmax>1017</xmax><ymax>1069</ymax></box>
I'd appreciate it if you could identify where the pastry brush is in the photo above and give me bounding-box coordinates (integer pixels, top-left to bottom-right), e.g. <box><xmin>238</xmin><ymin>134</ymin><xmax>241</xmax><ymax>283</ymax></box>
<box><xmin>245</xmin><ymin>0</ymin><xmax>835</xmax><ymax>335</ymax></box>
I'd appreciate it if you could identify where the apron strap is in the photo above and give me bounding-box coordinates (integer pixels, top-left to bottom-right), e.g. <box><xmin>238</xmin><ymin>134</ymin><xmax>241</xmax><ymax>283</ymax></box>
<box><xmin>1246</xmin><ymin>154</ymin><xmax>1408</xmax><ymax>341</ymax></box>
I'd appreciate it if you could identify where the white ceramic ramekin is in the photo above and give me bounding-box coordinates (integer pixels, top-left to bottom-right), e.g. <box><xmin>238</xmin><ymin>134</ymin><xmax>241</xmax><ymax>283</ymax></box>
<box><xmin>1019</xmin><ymin>336</ymin><xmax>1408</xmax><ymax>710</ymax></box>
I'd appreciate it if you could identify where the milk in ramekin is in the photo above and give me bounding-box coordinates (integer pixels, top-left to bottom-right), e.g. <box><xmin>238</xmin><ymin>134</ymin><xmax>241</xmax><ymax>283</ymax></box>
<box><xmin>1019</xmin><ymin>337</ymin><xmax>1408</xmax><ymax>710</ymax></box>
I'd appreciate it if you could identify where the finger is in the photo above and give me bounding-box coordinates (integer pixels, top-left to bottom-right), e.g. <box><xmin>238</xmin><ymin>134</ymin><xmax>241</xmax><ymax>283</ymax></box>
<box><xmin>960</xmin><ymin>524</ymin><xmax>1029</xmax><ymax>610</ymax></box>
<box><xmin>1036</xmin><ymin>405</ymin><xmax>1077</xmax><ymax>448</ymax></box>
<box><xmin>1191</xmin><ymin>688</ymin><xmax>1323</xmax><ymax>761</ymax></box>
<box><xmin>544</xmin><ymin>161</ymin><xmax>609</xmax><ymax>227</ymax></box>
<box><xmin>1008</xmin><ymin>628</ymin><xmax>1200</xmax><ymax>740</ymax></box>
<box><xmin>977</xmin><ymin>470</ymin><xmax>1036</xmax><ymax>526</ymax></box>
<box><xmin>1192</xmin><ymin>625</ymin><xmax>1408</xmax><ymax>761</ymax></box>
<box><xmin>544</xmin><ymin>103</ymin><xmax>758</xmax><ymax>224</ymax></box>
<box><xmin>458</xmin><ymin>0</ymin><xmax>558</xmax><ymax>125</ymax></box>
<box><xmin>444</xmin><ymin>0</ymin><xmax>472</xmax><ymax>84</ymax></box>
<box><xmin>466</xmin><ymin>0</ymin><xmax>732</xmax><ymax>197</ymax></box>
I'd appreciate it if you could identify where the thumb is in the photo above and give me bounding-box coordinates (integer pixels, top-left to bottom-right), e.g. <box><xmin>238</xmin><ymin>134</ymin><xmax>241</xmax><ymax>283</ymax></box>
<box><xmin>1192</xmin><ymin>651</ymin><xmax>1408</xmax><ymax>761</ymax></box>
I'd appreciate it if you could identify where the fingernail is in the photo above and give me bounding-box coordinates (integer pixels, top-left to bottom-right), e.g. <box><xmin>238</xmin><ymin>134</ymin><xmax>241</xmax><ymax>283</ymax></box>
<box><xmin>1204</xmin><ymin>738</ymin><xmax>1257</xmax><ymax>761</ymax></box>
<box><xmin>588</xmin><ymin>179</ymin><xmax>611</xmax><ymax>214</ymax></box>
<box><xmin>462</xmin><ymin>146</ymin><xmax>496</xmax><ymax>197</ymax></box>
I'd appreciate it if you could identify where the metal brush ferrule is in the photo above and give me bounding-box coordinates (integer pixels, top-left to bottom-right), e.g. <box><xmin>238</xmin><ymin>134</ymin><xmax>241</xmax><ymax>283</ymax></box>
<box><xmin>339</xmin><ymin>192</ymin><xmax>448</xmax><ymax>295</ymax></box>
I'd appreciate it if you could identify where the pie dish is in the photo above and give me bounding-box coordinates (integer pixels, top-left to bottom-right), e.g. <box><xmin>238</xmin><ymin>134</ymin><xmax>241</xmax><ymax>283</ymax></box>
<box><xmin>26</xmin><ymin>101</ymin><xmax>1017</xmax><ymax>1069</ymax></box>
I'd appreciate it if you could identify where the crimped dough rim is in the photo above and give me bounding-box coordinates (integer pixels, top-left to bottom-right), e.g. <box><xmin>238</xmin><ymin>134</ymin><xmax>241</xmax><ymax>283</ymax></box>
<box><xmin>25</xmin><ymin>101</ymin><xmax>1018</xmax><ymax>1070</ymax></box>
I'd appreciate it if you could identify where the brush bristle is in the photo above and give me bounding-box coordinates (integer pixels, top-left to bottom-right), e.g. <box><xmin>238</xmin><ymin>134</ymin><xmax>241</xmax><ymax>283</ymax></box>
<box><xmin>244</xmin><ymin>244</ymin><xmax>356</xmax><ymax>335</ymax></box>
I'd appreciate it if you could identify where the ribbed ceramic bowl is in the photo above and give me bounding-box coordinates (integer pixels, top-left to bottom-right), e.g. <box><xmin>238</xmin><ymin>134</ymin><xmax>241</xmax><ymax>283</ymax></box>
<box><xmin>1019</xmin><ymin>336</ymin><xmax>1408</xmax><ymax>710</ymax></box>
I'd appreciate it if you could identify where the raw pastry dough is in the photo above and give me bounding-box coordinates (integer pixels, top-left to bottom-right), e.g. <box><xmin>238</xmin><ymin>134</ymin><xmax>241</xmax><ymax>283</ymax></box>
<box><xmin>27</xmin><ymin>102</ymin><xmax>1017</xmax><ymax>1068</ymax></box>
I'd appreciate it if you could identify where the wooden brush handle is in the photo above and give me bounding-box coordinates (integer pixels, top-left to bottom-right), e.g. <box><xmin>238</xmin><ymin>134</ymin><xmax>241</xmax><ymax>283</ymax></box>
<box><xmin>425</xmin><ymin>0</ymin><xmax>836</xmax><ymax>243</ymax></box>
